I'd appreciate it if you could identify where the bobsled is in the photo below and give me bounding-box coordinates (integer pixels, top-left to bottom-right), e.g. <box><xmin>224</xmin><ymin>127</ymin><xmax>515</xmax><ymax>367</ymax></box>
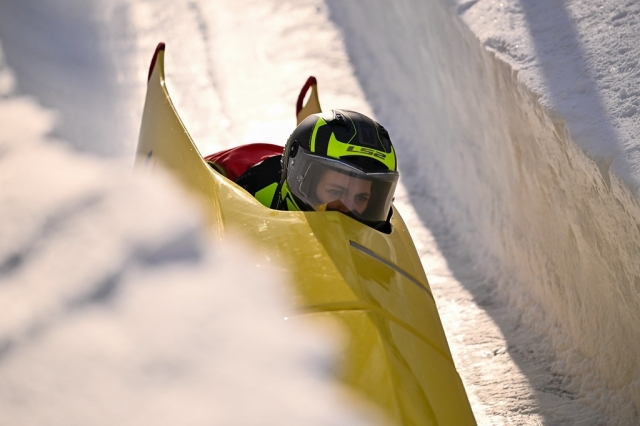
<box><xmin>135</xmin><ymin>43</ymin><xmax>476</xmax><ymax>425</ymax></box>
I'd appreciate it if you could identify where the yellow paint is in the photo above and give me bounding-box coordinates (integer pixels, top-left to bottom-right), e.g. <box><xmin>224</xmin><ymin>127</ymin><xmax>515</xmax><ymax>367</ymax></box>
<box><xmin>135</xmin><ymin>45</ymin><xmax>476</xmax><ymax>425</ymax></box>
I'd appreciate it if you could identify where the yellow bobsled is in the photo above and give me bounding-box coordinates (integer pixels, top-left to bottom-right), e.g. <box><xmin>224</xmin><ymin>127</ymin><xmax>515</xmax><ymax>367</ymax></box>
<box><xmin>136</xmin><ymin>43</ymin><xmax>476</xmax><ymax>425</ymax></box>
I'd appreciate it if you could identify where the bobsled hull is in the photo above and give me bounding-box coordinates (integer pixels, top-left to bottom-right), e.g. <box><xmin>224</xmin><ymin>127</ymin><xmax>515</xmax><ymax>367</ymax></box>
<box><xmin>136</xmin><ymin>43</ymin><xmax>476</xmax><ymax>425</ymax></box>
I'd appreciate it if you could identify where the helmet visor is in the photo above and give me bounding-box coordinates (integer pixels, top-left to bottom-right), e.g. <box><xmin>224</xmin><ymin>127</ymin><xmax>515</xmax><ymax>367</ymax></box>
<box><xmin>287</xmin><ymin>150</ymin><xmax>399</xmax><ymax>224</ymax></box>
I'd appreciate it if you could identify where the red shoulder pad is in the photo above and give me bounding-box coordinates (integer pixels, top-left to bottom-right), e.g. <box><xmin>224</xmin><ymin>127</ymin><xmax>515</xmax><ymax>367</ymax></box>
<box><xmin>204</xmin><ymin>143</ymin><xmax>284</xmax><ymax>182</ymax></box>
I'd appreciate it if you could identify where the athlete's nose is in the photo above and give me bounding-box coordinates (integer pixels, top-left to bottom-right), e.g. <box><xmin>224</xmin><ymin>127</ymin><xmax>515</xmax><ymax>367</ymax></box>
<box><xmin>326</xmin><ymin>199</ymin><xmax>351</xmax><ymax>213</ymax></box>
<box><xmin>340</xmin><ymin>196</ymin><xmax>357</xmax><ymax>212</ymax></box>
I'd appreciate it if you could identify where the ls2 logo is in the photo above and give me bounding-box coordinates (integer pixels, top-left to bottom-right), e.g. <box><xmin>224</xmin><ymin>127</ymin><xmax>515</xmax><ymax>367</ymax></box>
<box><xmin>346</xmin><ymin>145</ymin><xmax>387</xmax><ymax>160</ymax></box>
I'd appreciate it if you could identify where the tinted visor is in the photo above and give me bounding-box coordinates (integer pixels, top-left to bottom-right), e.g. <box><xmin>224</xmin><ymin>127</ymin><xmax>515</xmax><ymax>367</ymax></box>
<box><xmin>287</xmin><ymin>150</ymin><xmax>398</xmax><ymax>224</ymax></box>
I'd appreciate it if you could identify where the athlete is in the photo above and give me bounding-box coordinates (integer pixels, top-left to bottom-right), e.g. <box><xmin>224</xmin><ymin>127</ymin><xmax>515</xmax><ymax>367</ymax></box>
<box><xmin>204</xmin><ymin>109</ymin><xmax>399</xmax><ymax>230</ymax></box>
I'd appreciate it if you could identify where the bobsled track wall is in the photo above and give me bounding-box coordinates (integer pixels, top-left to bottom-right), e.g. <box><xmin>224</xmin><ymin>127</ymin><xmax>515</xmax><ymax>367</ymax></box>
<box><xmin>327</xmin><ymin>0</ymin><xmax>640</xmax><ymax>421</ymax></box>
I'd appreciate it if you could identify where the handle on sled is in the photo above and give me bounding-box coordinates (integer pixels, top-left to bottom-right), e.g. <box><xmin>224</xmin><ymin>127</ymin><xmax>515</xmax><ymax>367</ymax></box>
<box><xmin>296</xmin><ymin>76</ymin><xmax>322</xmax><ymax>124</ymax></box>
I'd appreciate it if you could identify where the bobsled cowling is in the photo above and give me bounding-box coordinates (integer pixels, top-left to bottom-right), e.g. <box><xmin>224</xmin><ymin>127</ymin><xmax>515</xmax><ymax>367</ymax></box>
<box><xmin>135</xmin><ymin>43</ymin><xmax>476</xmax><ymax>426</ymax></box>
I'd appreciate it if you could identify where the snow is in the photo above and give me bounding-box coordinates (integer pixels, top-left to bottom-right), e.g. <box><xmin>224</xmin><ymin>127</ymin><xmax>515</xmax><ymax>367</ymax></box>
<box><xmin>1</xmin><ymin>0</ymin><xmax>639</xmax><ymax>424</ymax></box>
<box><xmin>456</xmin><ymin>0</ymin><xmax>640</xmax><ymax>191</ymax></box>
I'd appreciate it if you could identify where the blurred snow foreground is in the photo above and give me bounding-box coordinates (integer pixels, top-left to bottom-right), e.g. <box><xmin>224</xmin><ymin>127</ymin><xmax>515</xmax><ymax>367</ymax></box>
<box><xmin>0</xmin><ymin>99</ymin><xmax>380</xmax><ymax>424</ymax></box>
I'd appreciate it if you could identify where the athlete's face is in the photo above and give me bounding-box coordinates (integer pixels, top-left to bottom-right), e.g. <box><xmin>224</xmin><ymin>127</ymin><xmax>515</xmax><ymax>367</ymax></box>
<box><xmin>315</xmin><ymin>169</ymin><xmax>372</xmax><ymax>214</ymax></box>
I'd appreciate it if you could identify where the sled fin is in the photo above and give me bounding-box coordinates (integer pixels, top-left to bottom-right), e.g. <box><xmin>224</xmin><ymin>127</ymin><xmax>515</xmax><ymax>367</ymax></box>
<box><xmin>147</xmin><ymin>42</ymin><xmax>165</xmax><ymax>82</ymax></box>
<box><xmin>135</xmin><ymin>42</ymin><xmax>225</xmax><ymax>236</ymax></box>
<box><xmin>296</xmin><ymin>76</ymin><xmax>322</xmax><ymax>124</ymax></box>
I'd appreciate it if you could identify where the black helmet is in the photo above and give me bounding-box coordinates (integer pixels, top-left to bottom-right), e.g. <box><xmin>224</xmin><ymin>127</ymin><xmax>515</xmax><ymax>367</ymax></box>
<box><xmin>280</xmin><ymin>109</ymin><xmax>399</xmax><ymax>226</ymax></box>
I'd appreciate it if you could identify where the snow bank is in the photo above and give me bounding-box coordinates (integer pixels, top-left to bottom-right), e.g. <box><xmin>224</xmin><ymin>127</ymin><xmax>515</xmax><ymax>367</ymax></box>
<box><xmin>0</xmin><ymin>52</ymin><xmax>379</xmax><ymax>425</ymax></box>
<box><xmin>326</xmin><ymin>0</ymin><xmax>640</xmax><ymax>422</ymax></box>
<box><xmin>456</xmin><ymin>0</ymin><xmax>640</xmax><ymax>193</ymax></box>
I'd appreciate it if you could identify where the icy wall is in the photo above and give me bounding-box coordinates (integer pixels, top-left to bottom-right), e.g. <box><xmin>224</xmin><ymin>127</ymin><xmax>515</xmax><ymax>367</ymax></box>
<box><xmin>326</xmin><ymin>0</ymin><xmax>640</xmax><ymax>422</ymax></box>
<box><xmin>456</xmin><ymin>0</ymin><xmax>640</xmax><ymax>194</ymax></box>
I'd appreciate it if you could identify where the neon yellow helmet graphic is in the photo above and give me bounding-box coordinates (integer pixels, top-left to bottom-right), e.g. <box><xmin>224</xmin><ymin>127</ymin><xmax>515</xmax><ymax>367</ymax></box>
<box><xmin>281</xmin><ymin>110</ymin><xmax>399</xmax><ymax>226</ymax></box>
